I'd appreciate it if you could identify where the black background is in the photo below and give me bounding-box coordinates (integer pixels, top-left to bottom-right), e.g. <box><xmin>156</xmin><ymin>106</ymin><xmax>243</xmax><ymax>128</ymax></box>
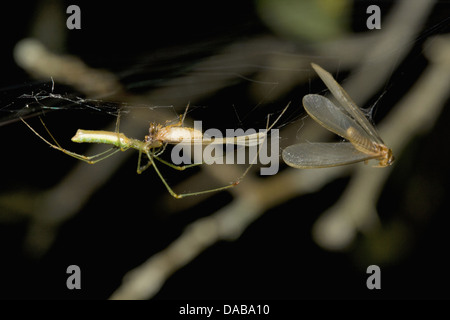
<box><xmin>1</xmin><ymin>0</ymin><xmax>450</xmax><ymax>300</ymax></box>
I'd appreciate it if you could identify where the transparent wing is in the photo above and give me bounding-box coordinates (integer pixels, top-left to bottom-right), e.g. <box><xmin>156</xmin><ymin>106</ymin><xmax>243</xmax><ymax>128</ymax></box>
<box><xmin>303</xmin><ymin>94</ymin><xmax>376</xmax><ymax>150</ymax></box>
<box><xmin>282</xmin><ymin>142</ymin><xmax>377</xmax><ymax>168</ymax></box>
<box><xmin>311</xmin><ymin>63</ymin><xmax>384</xmax><ymax>144</ymax></box>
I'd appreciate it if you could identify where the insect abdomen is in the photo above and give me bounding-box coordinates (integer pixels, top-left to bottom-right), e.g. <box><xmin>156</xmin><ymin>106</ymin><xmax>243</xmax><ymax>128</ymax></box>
<box><xmin>346</xmin><ymin>127</ymin><xmax>379</xmax><ymax>155</ymax></box>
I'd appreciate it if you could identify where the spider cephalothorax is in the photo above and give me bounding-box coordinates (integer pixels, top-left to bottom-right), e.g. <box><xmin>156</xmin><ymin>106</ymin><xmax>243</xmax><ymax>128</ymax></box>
<box><xmin>145</xmin><ymin>122</ymin><xmax>160</xmax><ymax>143</ymax></box>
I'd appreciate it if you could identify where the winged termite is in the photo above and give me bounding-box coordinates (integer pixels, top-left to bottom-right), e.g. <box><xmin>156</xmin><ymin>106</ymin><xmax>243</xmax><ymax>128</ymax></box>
<box><xmin>282</xmin><ymin>63</ymin><xmax>394</xmax><ymax>168</ymax></box>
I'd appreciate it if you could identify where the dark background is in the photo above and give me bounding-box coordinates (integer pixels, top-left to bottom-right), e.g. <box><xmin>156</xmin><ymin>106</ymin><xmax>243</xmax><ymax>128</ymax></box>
<box><xmin>1</xmin><ymin>0</ymin><xmax>450</xmax><ymax>300</ymax></box>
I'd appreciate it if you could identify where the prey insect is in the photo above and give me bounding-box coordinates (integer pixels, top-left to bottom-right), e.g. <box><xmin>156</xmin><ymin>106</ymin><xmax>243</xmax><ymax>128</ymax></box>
<box><xmin>283</xmin><ymin>63</ymin><xmax>394</xmax><ymax>168</ymax></box>
<box><xmin>22</xmin><ymin>104</ymin><xmax>288</xmax><ymax>198</ymax></box>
